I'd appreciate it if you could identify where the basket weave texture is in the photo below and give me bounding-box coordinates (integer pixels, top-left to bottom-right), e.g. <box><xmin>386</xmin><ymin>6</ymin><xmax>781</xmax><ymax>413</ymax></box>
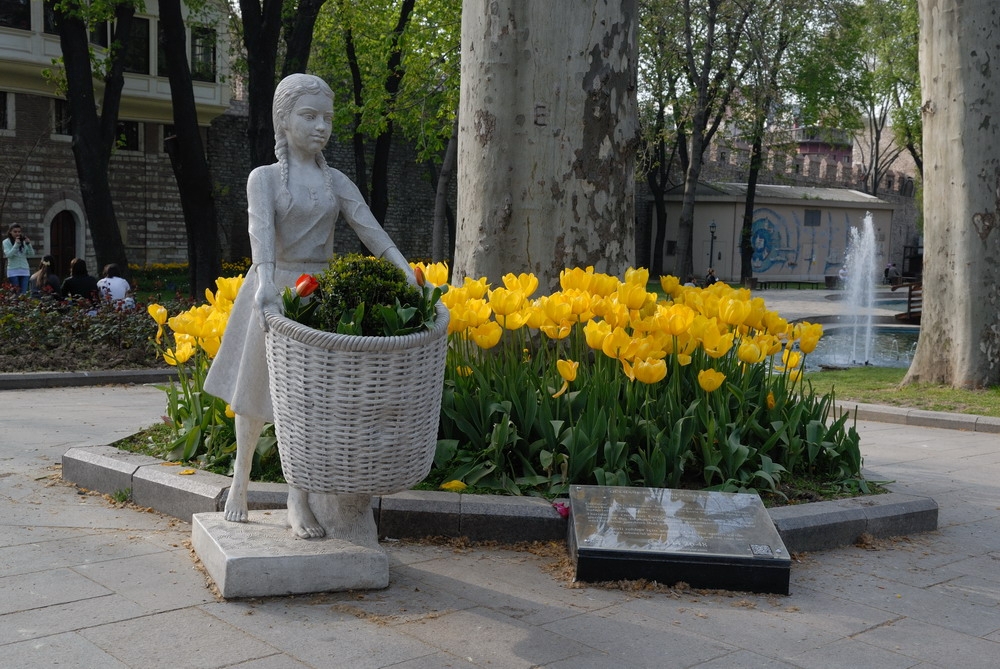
<box><xmin>264</xmin><ymin>302</ymin><xmax>449</xmax><ymax>494</ymax></box>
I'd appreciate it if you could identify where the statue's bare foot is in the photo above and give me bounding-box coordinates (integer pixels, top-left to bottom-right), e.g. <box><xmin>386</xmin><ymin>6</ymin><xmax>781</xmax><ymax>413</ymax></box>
<box><xmin>224</xmin><ymin>489</ymin><xmax>249</xmax><ymax>523</ymax></box>
<box><xmin>287</xmin><ymin>487</ymin><xmax>325</xmax><ymax>538</ymax></box>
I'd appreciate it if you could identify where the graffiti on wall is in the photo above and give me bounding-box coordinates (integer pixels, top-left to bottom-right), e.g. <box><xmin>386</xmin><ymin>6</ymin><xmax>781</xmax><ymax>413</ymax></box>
<box><xmin>751</xmin><ymin>207</ymin><xmax>859</xmax><ymax>278</ymax></box>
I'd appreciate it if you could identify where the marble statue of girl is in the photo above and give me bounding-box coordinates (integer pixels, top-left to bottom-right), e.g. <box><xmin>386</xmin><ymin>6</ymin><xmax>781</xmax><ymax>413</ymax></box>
<box><xmin>204</xmin><ymin>73</ymin><xmax>415</xmax><ymax>539</ymax></box>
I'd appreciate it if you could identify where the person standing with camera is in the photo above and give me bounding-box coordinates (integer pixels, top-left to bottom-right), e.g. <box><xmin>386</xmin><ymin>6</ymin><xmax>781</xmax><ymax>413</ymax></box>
<box><xmin>3</xmin><ymin>224</ymin><xmax>35</xmax><ymax>295</ymax></box>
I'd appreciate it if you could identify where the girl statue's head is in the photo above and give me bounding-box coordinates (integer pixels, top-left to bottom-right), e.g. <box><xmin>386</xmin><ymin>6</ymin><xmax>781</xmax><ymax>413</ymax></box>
<box><xmin>272</xmin><ymin>73</ymin><xmax>334</xmax><ymax>148</ymax></box>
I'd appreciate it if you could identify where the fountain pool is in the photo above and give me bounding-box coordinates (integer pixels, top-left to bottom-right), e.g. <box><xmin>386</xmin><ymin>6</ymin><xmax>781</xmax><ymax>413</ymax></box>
<box><xmin>805</xmin><ymin>326</ymin><xmax>919</xmax><ymax>370</ymax></box>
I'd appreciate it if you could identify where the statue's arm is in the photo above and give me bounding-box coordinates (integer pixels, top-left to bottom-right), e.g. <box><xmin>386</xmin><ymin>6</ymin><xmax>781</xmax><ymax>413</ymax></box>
<box><xmin>247</xmin><ymin>167</ymin><xmax>279</xmax><ymax>329</ymax></box>
<box><xmin>335</xmin><ymin>172</ymin><xmax>417</xmax><ymax>284</ymax></box>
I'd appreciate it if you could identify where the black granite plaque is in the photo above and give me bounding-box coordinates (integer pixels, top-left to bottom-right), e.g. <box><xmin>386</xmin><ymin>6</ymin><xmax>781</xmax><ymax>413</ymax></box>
<box><xmin>568</xmin><ymin>485</ymin><xmax>790</xmax><ymax>594</ymax></box>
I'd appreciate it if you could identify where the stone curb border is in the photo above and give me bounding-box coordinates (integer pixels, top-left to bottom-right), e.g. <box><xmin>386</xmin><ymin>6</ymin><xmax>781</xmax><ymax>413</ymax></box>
<box><xmin>7</xmin><ymin>369</ymin><xmax>948</xmax><ymax>553</ymax></box>
<box><xmin>62</xmin><ymin>444</ymin><xmax>938</xmax><ymax>555</ymax></box>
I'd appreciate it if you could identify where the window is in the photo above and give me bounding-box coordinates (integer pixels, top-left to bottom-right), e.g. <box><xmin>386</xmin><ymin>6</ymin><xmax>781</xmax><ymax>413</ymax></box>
<box><xmin>718</xmin><ymin>151</ymin><xmax>728</xmax><ymax>163</ymax></box>
<box><xmin>0</xmin><ymin>92</ymin><xmax>9</xmax><ymax>131</ymax></box>
<box><xmin>190</xmin><ymin>27</ymin><xmax>217</xmax><ymax>82</ymax></box>
<box><xmin>43</xmin><ymin>1</ymin><xmax>109</xmax><ymax>44</ymax></box>
<box><xmin>122</xmin><ymin>17</ymin><xmax>150</xmax><ymax>74</ymax></box>
<box><xmin>43</xmin><ymin>0</ymin><xmax>58</xmax><ymax>33</ymax></box>
<box><xmin>53</xmin><ymin>99</ymin><xmax>72</xmax><ymax>136</ymax></box>
<box><xmin>116</xmin><ymin>120</ymin><xmax>141</xmax><ymax>151</ymax></box>
<box><xmin>804</xmin><ymin>209</ymin><xmax>821</xmax><ymax>227</ymax></box>
<box><xmin>0</xmin><ymin>0</ymin><xmax>31</xmax><ymax>30</ymax></box>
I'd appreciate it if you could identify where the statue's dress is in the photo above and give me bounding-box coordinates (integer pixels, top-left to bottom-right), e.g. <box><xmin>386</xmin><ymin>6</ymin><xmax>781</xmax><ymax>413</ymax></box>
<box><xmin>204</xmin><ymin>163</ymin><xmax>393</xmax><ymax>422</ymax></box>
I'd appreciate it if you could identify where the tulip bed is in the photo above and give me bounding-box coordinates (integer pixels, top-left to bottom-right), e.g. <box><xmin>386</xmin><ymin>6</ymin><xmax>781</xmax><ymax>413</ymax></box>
<box><xmin>149</xmin><ymin>263</ymin><xmax>865</xmax><ymax>499</ymax></box>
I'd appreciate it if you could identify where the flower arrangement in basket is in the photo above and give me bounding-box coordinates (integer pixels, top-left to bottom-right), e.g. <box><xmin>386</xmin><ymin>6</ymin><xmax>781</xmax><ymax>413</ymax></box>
<box><xmin>263</xmin><ymin>254</ymin><xmax>450</xmax><ymax>495</ymax></box>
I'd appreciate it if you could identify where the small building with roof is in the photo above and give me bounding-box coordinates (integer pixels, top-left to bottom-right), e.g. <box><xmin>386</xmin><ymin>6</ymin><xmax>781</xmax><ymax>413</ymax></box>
<box><xmin>655</xmin><ymin>183</ymin><xmax>896</xmax><ymax>285</ymax></box>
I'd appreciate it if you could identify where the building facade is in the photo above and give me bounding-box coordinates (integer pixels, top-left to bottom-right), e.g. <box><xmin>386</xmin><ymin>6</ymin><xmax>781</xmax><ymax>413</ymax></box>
<box><xmin>0</xmin><ymin>0</ymin><xmax>230</xmax><ymax>277</ymax></box>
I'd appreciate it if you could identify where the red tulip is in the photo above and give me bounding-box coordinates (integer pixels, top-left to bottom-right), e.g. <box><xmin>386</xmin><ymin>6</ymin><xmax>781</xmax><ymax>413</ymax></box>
<box><xmin>295</xmin><ymin>274</ymin><xmax>319</xmax><ymax>297</ymax></box>
<box><xmin>414</xmin><ymin>265</ymin><xmax>426</xmax><ymax>287</ymax></box>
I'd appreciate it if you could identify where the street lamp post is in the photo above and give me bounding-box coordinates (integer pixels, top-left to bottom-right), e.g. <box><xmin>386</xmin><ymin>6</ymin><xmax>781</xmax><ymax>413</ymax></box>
<box><xmin>708</xmin><ymin>220</ymin><xmax>717</xmax><ymax>271</ymax></box>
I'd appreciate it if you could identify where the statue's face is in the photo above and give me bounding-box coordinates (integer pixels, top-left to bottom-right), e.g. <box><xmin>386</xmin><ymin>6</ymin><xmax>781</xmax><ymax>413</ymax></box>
<box><xmin>284</xmin><ymin>92</ymin><xmax>333</xmax><ymax>156</ymax></box>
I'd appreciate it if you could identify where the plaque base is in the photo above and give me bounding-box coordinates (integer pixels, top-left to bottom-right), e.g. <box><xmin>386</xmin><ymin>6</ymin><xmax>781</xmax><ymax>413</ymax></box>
<box><xmin>568</xmin><ymin>486</ymin><xmax>790</xmax><ymax>595</ymax></box>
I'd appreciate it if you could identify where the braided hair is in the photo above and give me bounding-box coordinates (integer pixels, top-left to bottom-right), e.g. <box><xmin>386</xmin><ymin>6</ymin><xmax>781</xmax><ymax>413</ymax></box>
<box><xmin>272</xmin><ymin>73</ymin><xmax>336</xmax><ymax>204</ymax></box>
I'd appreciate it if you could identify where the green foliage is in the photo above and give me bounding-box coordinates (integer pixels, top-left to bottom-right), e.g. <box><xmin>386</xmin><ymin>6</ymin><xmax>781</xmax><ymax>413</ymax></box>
<box><xmin>310</xmin><ymin>0</ymin><xmax>461</xmax><ymax>163</ymax></box>
<box><xmin>0</xmin><ymin>285</ymin><xmax>165</xmax><ymax>373</ymax></box>
<box><xmin>313</xmin><ymin>254</ymin><xmax>421</xmax><ymax>336</ymax></box>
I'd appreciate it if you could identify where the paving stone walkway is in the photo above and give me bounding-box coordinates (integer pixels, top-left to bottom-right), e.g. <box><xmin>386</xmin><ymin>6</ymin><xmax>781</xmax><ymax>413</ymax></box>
<box><xmin>2</xmin><ymin>380</ymin><xmax>998</xmax><ymax>668</ymax></box>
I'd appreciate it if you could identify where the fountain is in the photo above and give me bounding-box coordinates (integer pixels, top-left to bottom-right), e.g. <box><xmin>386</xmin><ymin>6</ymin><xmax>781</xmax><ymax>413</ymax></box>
<box><xmin>842</xmin><ymin>212</ymin><xmax>878</xmax><ymax>364</ymax></box>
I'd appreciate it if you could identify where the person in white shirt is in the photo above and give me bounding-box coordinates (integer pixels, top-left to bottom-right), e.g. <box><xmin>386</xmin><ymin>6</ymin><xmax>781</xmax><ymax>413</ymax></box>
<box><xmin>97</xmin><ymin>263</ymin><xmax>135</xmax><ymax>309</ymax></box>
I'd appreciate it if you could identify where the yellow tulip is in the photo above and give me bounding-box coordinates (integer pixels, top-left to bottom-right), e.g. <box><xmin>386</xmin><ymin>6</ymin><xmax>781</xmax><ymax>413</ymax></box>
<box><xmin>737</xmin><ymin>339</ymin><xmax>766</xmax><ymax>365</ymax></box>
<box><xmin>199</xmin><ymin>337</ymin><xmax>222</xmax><ymax>358</ymax></box>
<box><xmin>584</xmin><ymin>319</ymin><xmax>611</xmax><ymax>350</ymax></box>
<box><xmin>552</xmin><ymin>359</ymin><xmax>579</xmax><ymax>398</ymax></box>
<box><xmin>148</xmin><ymin>303</ymin><xmax>168</xmax><ymax>344</ymax></box>
<box><xmin>464</xmin><ymin>299</ymin><xmax>493</xmax><ymax>328</ymax></box>
<box><xmin>560</xmin><ymin>266</ymin><xmax>593</xmax><ymax>292</ymax></box>
<box><xmin>524</xmin><ymin>301</ymin><xmax>549</xmax><ymax>329</ymax></box>
<box><xmin>616</xmin><ymin>281</ymin><xmax>649</xmax><ymax>310</ymax></box>
<box><xmin>562</xmin><ymin>288</ymin><xmax>593</xmax><ymax>321</ymax></box>
<box><xmin>440</xmin><ymin>480</ymin><xmax>467</xmax><ymax>492</ymax></box>
<box><xmin>502</xmin><ymin>272</ymin><xmax>538</xmax><ymax>297</ymax></box>
<box><xmin>539</xmin><ymin>322</ymin><xmax>572</xmax><ymax>340</ymax></box>
<box><xmin>719</xmin><ymin>297</ymin><xmax>752</xmax><ymax>327</ymax></box>
<box><xmin>703</xmin><ymin>332</ymin><xmax>735</xmax><ymax>359</ymax></box>
<box><xmin>164</xmin><ymin>341</ymin><xmax>195</xmax><ymax>366</ymax></box>
<box><xmin>660</xmin><ymin>274</ymin><xmax>681</xmax><ymax>297</ymax></box>
<box><xmin>698</xmin><ymin>369</ymin><xmax>726</xmax><ymax>392</ymax></box>
<box><xmin>745</xmin><ymin>297</ymin><xmax>767</xmax><ymax>330</ymax></box>
<box><xmin>147</xmin><ymin>303</ymin><xmax>168</xmax><ymax>325</ymax></box>
<box><xmin>660</xmin><ymin>303</ymin><xmax>695</xmax><ymax>336</ymax></box>
<box><xmin>624</xmin><ymin>266</ymin><xmax>649</xmax><ymax>286</ymax></box>
<box><xmin>601</xmin><ymin>327</ymin><xmax>634</xmax><ymax>361</ymax></box>
<box><xmin>455</xmin><ymin>365</ymin><xmax>473</xmax><ymax>377</ymax></box>
<box><xmin>788</xmin><ymin>369</ymin><xmax>802</xmax><ymax>383</ymax></box>
<box><xmin>424</xmin><ymin>262</ymin><xmax>450</xmax><ymax>286</ymax></box>
<box><xmin>763</xmin><ymin>311</ymin><xmax>789</xmax><ymax>337</ymax></box>
<box><xmin>214</xmin><ymin>275</ymin><xmax>244</xmax><ymax>304</ymax></box>
<box><xmin>795</xmin><ymin>322</ymin><xmax>823</xmax><ymax>354</ymax></box>
<box><xmin>766</xmin><ymin>391</ymin><xmax>776</xmax><ymax>410</ymax></box>
<box><xmin>498</xmin><ymin>311</ymin><xmax>529</xmax><ymax>330</ymax></box>
<box><xmin>469</xmin><ymin>321</ymin><xmax>503</xmax><ymax>349</ymax></box>
<box><xmin>489</xmin><ymin>287</ymin><xmax>525</xmax><ymax>316</ymax></box>
<box><xmin>601</xmin><ymin>299</ymin><xmax>631</xmax><ymax>329</ymax></box>
<box><xmin>633</xmin><ymin>357</ymin><xmax>667</xmax><ymax>384</ymax></box>
<box><xmin>541</xmin><ymin>293</ymin><xmax>573</xmax><ymax>324</ymax></box>
<box><xmin>440</xmin><ymin>285</ymin><xmax>469</xmax><ymax>309</ymax></box>
<box><xmin>781</xmin><ymin>349</ymin><xmax>802</xmax><ymax>370</ymax></box>
<box><xmin>462</xmin><ymin>276</ymin><xmax>490</xmax><ymax>300</ymax></box>
<box><xmin>225</xmin><ymin>404</ymin><xmax>236</xmax><ymax>418</ymax></box>
<box><xmin>557</xmin><ymin>358</ymin><xmax>579</xmax><ymax>382</ymax></box>
<box><xmin>589</xmin><ymin>272</ymin><xmax>620</xmax><ymax>298</ymax></box>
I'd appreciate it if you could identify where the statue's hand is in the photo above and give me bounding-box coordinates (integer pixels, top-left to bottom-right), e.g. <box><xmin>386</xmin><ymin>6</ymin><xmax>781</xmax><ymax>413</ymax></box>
<box><xmin>254</xmin><ymin>280</ymin><xmax>278</xmax><ymax>332</ymax></box>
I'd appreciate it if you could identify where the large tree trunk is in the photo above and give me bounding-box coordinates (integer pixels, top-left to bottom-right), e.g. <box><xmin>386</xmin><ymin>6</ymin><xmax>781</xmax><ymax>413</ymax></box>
<box><xmin>455</xmin><ymin>0</ymin><xmax>639</xmax><ymax>291</ymax></box>
<box><xmin>905</xmin><ymin>0</ymin><xmax>1000</xmax><ymax>387</ymax></box>
<box><xmin>57</xmin><ymin>3</ymin><xmax>131</xmax><ymax>276</ymax></box>
<box><xmin>369</xmin><ymin>0</ymin><xmax>417</xmax><ymax>224</ymax></box>
<box><xmin>433</xmin><ymin>116</ymin><xmax>459</xmax><ymax>264</ymax></box>
<box><xmin>739</xmin><ymin>119</ymin><xmax>766</xmax><ymax>283</ymax></box>
<box><xmin>160</xmin><ymin>0</ymin><xmax>221</xmax><ymax>297</ymax></box>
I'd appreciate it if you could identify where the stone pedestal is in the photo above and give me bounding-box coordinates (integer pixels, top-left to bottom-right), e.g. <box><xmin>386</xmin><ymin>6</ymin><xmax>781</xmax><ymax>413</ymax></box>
<box><xmin>192</xmin><ymin>508</ymin><xmax>388</xmax><ymax>598</ymax></box>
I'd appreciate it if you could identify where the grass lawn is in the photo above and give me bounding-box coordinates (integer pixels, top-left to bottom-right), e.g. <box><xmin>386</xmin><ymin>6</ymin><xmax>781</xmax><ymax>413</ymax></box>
<box><xmin>806</xmin><ymin>367</ymin><xmax>1000</xmax><ymax>417</ymax></box>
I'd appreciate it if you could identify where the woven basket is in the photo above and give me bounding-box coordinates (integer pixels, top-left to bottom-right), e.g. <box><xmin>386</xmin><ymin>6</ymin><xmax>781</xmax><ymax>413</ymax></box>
<box><xmin>264</xmin><ymin>302</ymin><xmax>449</xmax><ymax>494</ymax></box>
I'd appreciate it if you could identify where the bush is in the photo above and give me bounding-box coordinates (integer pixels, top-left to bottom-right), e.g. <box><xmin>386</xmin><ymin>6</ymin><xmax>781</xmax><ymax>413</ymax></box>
<box><xmin>0</xmin><ymin>284</ymin><xmax>184</xmax><ymax>373</ymax></box>
<box><xmin>312</xmin><ymin>254</ymin><xmax>421</xmax><ymax>336</ymax></box>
